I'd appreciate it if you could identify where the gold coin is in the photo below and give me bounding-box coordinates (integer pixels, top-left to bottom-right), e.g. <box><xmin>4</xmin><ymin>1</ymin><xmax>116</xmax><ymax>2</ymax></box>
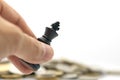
<box><xmin>37</xmin><ymin>77</ymin><xmax>58</xmax><ymax>80</ymax></box>
<box><xmin>0</xmin><ymin>61</ymin><xmax>10</xmax><ymax>72</ymax></box>
<box><xmin>106</xmin><ymin>71</ymin><xmax>120</xmax><ymax>75</ymax></box>
<box><xmin>46</xmin><ymin>70</ymin><xmax>64</xmax><ymax>77</ymax></box>
<box><xmin>0</xmin><ymin>74</ymin><xmax>22</xmax><ymax>79</ymax></box>
<box><xmin>62</xmin><ymin>73</ymin><xmax>78</xmax><ymax>79</ymax></box>
<box><xmin>84</xmin><ymin>73</ymin><xmax>102</xmax><ymax>77</ymax></box>
<box><xmin>79</xmin><ymin>75</ymin><xmax>99</xmax><ymax>80</ymax></box>
<box><xmin>36</xmin><ymin>74</ymin><xmax>58</xmax><ymax>80</ymax></box>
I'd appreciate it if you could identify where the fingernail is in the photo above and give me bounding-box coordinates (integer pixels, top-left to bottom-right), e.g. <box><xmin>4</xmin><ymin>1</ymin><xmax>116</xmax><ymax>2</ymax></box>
<box><xmin>41</xmin><ymin>43</ymin><xmax>54</xmax><ymax>62</ymax></box>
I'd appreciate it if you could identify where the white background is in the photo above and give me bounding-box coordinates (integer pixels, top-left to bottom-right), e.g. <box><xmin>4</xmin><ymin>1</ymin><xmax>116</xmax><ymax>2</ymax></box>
<box><xmin>5</xmin><ymin>0</ymin><xmax>120</xmax><ymax>72</ymax></box>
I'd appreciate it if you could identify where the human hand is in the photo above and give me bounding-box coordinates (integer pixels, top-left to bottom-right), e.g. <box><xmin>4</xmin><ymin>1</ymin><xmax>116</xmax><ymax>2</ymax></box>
<box><xmin>0</xmin><ymin>1</ymin><xmax>54</xmax><ymax>74</ymax></box>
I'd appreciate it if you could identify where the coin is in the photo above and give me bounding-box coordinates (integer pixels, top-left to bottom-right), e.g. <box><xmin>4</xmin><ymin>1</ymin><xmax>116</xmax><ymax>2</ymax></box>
<box><xmin>36</xmin><ymin>73</ymin><xmax>58</xmax><ymax>80</ymax></box>
<box><xmin>79</xmin><ymin>75</ymin><xmax>99</xmax><ymax>80</ymax></box>
<box><xmin>61</xmin><ymin>73</ymin><xmax>78</xmax><ymax>79</ymax></box>
<box><xmin>0</xmin><ymin>61</ymin><xmax>10</xmax><ymax>72</ymax></box>
<box><xmin>44</xmin><ymin>70</ymin><xmax>64</xmax><ymax>77</ymax></box>
<box><xmin>56</xmin><ymin>63</ymin><xmax>73</xmax><ymax>73</ymax></box>
<box><xmin>0</xmin><ymin>74</ymin><xmax>22</xmax><ymax>79</ymax></box>
<box><xmin>106</xmin><ymin>70</ymin><xmax>120</xmax><ymax>75</ymax></box>
<box><xmin>36</xmin><ymin>76</ymin><xmax>58</xmax><ymax>80</ymax></box>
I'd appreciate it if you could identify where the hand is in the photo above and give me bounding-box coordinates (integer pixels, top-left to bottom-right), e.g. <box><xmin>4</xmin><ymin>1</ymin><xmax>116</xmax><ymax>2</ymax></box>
<box><xmin>0</xmin><ymin>1</ymin><xmax>54</xmax><ymax>74</ymax></box>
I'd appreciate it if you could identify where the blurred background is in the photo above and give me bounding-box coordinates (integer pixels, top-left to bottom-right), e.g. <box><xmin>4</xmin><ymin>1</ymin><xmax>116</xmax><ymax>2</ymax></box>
<box><xmin>4</xmin><ymin>0</ymin><xmax>120</xmax><ymax>71</ymax></box>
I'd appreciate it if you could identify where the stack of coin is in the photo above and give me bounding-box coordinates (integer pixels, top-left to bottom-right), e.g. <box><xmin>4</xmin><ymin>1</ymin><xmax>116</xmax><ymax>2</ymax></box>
<box><xmin>0</xmin><ymin>58</ymin><xmax>120</xmax><ymax>80</ymax></box>
<box><xmin>37</xmin><ymin>59</ymin><xmax>105</xmax><ymax>80</ymax></box>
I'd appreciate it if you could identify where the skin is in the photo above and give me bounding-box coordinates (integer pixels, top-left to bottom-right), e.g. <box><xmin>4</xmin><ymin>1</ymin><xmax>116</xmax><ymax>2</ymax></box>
<box><xmin>0</xmin><ymin>1</ymin><xmax>54</xmax><ymax>74</ymax></box>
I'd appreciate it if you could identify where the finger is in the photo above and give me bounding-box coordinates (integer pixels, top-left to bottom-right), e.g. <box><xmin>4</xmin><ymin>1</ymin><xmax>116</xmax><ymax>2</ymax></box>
<box><xmin>8</xmin><ymin>55</ymin><xmax>33</xmax><ymax>74</ymax></box>
<box><xmin>0</xmin><ymin>0</ymin><xmax>35</xmax><ymax>37</ymax></box>
<box><xmin>0</xmin><ymin>16</ymin><xmax>54</xmax><ymax>73</ymax></box>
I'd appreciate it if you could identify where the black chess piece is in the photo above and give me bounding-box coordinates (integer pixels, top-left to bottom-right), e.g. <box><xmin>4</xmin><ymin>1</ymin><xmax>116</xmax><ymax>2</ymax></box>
<box><xmin>20</xmin><ymin>21</ymin><xmax>60</xmax><ymax>71</ymax></box>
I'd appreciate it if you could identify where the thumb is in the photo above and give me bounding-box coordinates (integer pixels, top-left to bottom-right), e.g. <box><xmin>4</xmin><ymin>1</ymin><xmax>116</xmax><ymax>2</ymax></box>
<box><xmin>15</xmin><ymin>33</ymin><xmax>54</xmax><ymax>64</ymax></box>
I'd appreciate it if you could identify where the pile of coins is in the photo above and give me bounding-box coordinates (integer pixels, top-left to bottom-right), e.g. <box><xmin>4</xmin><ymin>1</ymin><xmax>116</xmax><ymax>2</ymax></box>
<box><xmin>0</xmin><ymin>59</ymin><xmax>120</xmax><ymax>80</ymax></box>
<box><xmin>36</xmin><ymin>59</ymin><xmax>104</xmax><ymax>80</ymax></box>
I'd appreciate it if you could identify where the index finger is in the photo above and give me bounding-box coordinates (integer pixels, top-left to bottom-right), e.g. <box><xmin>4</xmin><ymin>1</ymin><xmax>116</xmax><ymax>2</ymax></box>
<box><xmin>0</xmin><ymin>0</ymin><xmax>36</xmax><ymax>37</ymax></box>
